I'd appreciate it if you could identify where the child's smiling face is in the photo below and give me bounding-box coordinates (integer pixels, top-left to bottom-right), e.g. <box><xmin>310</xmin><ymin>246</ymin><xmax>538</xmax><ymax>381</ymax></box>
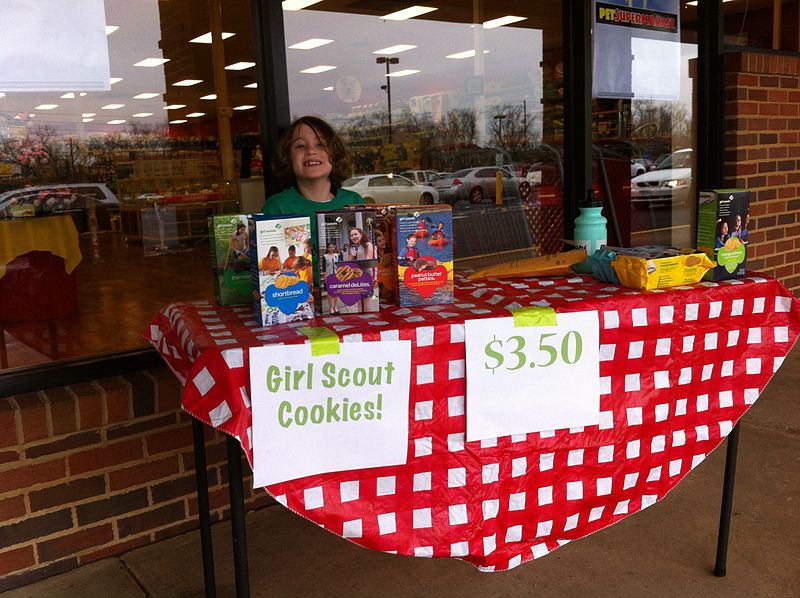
<box><xmin>291</xmin><ymin>123</ymin><xmax>332</xmax><ymax>182</ymax></box>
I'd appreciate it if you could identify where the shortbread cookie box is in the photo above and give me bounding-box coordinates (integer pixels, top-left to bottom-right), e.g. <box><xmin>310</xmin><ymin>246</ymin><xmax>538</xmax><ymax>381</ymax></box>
<box><xmin>249</xmin><ymin>214</ymin><xmax>314</xmax><ymax>325</ymax></box>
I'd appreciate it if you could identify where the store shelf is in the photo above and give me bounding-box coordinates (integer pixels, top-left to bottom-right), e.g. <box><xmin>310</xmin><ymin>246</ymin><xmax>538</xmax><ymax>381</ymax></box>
<box><xmin>121</xmin><ymin>199</ymin><xmax>239</xmax><ymax>243</ymax></box>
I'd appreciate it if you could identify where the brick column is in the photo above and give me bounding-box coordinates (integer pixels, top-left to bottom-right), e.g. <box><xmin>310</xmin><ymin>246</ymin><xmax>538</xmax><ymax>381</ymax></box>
<box><xmin>725</xmin><ymin>51</ymin><xmax>800</xmax><ymax>294</ymax></box>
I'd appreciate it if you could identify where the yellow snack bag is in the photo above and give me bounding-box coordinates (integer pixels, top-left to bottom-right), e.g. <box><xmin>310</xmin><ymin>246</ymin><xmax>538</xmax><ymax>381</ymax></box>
<box><xmin>610</xmin><ymin>246</ymin><xmax>715</xmax><ymax>290</ymax></box>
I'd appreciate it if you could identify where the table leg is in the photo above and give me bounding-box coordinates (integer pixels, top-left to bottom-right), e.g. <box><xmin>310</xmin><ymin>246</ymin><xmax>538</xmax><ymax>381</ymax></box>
<box><xmin>714</xmin><ymin>421</ymin><xmax>740</xmax><ymax>577</ymax></box>
<box><xmin>226</xmin><ymin>435</ymin><xmax>251</xmax><ymax>598</ymax></box>
<box><xmin>192</xmin><ymin>418</ymin><xmax>217</xmax><ymax>597</ymax></box>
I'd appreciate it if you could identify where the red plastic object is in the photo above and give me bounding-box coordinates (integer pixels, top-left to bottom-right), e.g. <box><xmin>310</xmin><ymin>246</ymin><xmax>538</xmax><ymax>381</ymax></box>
<box><xmin>0</xmin><ymin>251</ymin><xmax>78</xmax><ymax>323</ymax></box>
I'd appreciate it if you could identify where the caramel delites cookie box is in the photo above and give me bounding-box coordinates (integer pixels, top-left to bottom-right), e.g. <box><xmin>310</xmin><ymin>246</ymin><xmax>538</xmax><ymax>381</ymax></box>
<box><xmin>208</xmin><ymin>214</ymin><xmax>252</xmax><ymax>305</ymax></box>
<box><xmin>249</xmin><ymin>214</ymin><xmax>314</xmax><ymax>325</ymax></box>
<box><xmin>317</xmin><ymin>208</ymin><xmax>379</xmax><ymax>314</ymax></box>
<box><xmin>697</xmin><ymin>189</ymin><xmax>750</xmax><ymax>281</ymax></box>
<box><xmin>394</xmin><ymin>206</ymin><xmax>454</xmax><ymax>306</ymax></box>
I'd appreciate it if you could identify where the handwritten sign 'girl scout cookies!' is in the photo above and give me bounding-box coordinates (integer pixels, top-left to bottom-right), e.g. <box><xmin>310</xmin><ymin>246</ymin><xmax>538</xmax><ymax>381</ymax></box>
<box><xmin>465</xmin><ymin>310</ymin><xmax>600</xmax><ymax>442</ymax></box>
<box><xmin>250</xmin><ymin>340</ymin><xmax>411</xmax><ymax>486</ymax></box>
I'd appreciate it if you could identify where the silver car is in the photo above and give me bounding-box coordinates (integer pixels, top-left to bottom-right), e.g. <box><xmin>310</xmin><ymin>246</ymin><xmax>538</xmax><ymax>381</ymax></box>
<box><xmin>434</xmin><ymin>166</ymin><xmax>523</xmax><ymax>206</ymax></box>
<box><xmin>631</xmin><ymin>149</ymin><xmax>693</xmax><ymax>208</ymax></box>
<box><xmin>341</xmin><ymin>174</ymin><xmax>440</xmax><ymax>205</ymax></box>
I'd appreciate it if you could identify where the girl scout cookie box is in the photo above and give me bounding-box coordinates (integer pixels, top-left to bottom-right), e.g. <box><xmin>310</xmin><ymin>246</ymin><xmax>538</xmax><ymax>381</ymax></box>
<box><xmin>697</xmin><ymin>189</ymin><xmax>750</xmax><ymax>281</ymax></box>
<box><xmin>249</xmin><ymin>213</ymin><xmax>314</xmax><ymax>325</ymax></box>
<box><xmin>209</xmin><ymin>214</ymin><xmax>252</xmax><ymax>305</ymax></box>
<box><xmin>317</xmin><ymin>208</ymin><xmax>379</xmax><ymax>315</ymax></box>
<box><xmin>394</xmin><ymin>205</ymin><xmax>454</xmax><ymax>306</ymax></box>
<box><xmin>610</xmin><ymin>245</ymin><xmax>715</xmax><ymax>290</ymax></box>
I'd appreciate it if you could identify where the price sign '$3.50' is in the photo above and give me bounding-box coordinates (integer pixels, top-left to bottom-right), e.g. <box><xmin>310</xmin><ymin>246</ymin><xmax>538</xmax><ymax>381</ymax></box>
<box><xmin>465</xmin><ymin>311</ymin><xmax>601</xmax><ymax>442</ymax></box>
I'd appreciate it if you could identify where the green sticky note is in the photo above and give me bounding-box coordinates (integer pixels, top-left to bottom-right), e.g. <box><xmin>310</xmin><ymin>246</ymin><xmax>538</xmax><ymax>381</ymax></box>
<box><xmin>511</xmin><ymin>306</ymin><xmax>557</xmax><ymax>327</ymax></box>
<box><xmin>299</xmin><ymin>326</ymin><xmax>341</xmax><ymax>356</ymax></box>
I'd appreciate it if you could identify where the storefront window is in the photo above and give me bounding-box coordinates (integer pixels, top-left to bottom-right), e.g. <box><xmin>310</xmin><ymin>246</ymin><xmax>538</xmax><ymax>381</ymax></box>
<box><xmin>283</xmin><ymin>3</ymin><xmax>565</xmax><ymax>267</ymax></box>
<box><xmin>0</xmin><ymin>0</ymin><xmax>257</xmax><ymax>370</ymax></box>
<box><xmin>592</xmin><ymin>0</ymin><xmax>697</xmax><ymax>248</ymax></box>
<box><xmin>722</xmin><ymin>0</ymin><xmax>799</xmax><ymax>52</ymax></box>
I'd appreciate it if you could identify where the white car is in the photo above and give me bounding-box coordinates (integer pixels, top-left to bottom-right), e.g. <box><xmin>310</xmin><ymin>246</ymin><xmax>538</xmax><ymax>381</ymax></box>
<box><xmin>631</xmin><ymin>149</ymin><xmax>693</xmax><ymax>208</ymax></box>
<box><xmin>341</xmin><ymin>174</ymin><xmax>440</xmax><ymax>205</ymax></box>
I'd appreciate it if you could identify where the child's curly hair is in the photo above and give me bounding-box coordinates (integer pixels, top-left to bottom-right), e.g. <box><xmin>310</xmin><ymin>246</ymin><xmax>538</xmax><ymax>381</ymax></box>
<box><xmin>271</xmin><ymin>116</ymin><xmax>354</xmax><ymax>189</ymax></box>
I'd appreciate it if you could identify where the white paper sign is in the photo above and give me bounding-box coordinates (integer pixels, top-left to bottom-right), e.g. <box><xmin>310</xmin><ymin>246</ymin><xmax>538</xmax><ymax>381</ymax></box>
<box><xmin>0</xmin><ymin>0</ymin><xmax>110</xmax><ymax>91</ymax></box>
<box><xmin>250</xmin><ymin>341</ymin><xmax>411</xmax><ymax>486</ymax></box>
<box><xmin>465</xmin><ymin>312</ymin><xmax>600</xmax><ymax>441</ymax></box>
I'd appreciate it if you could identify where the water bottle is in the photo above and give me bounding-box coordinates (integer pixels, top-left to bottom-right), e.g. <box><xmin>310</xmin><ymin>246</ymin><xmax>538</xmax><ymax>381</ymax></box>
<box><xmin>573</xmin><ymin>190</ymin><xmax>607</xmax><ymax>273</ymax></box>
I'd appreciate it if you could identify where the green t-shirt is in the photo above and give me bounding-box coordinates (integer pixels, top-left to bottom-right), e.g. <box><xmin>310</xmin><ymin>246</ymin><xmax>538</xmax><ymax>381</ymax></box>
<box><xmin>261</xmin><ymin>186</ymin><xmax>363</xmax><ymax>284</ymax></box>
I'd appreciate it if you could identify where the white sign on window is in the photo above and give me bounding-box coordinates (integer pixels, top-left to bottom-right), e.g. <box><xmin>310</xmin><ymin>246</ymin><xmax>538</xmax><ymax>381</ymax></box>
<box><xmin>593</xmin><ymin>0</ymin><xmax>680</xmax><ymax>100</ymax></box>
<box><xmin>0</xmin><ymin>0</ymin><xmax>110</xmax><ymax>91</ymax></box>
<box><xmin>465</xmin><ymin>312</ymin><xmax>600</xmax><ymax>441</ymax></box>
<box><xmin>250</xmin><ymin>341</ymin><xmax>411</xmax><ymax>486</ymax></box>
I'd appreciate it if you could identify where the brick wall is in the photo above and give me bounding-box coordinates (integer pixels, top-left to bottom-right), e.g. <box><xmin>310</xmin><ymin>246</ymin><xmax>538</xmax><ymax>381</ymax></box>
<box><xmin>0</xmin><ymin>367</ymin><xmax>272</xmax><ymax>592</ymax></box>
<box><xmin>725</xmin><ymin>50</ymin><xmax>800</xmax><ymax>295</ymax></box>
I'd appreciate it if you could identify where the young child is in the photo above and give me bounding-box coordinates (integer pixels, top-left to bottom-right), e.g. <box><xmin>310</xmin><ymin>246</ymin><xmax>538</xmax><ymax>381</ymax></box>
<box><xmin>261</xmin><ymin>116</ymin><xmax>363</xmax><ymax>285</ymax></box>
<box><xmin>283</xmin><ymin>245</ymin><xmax>298</xmax><ymax>270</ymax></box>
<box><xmin>259</xmin><ymin>246</ymin><xmax>281</xmax><ymax>274</ymax></box>
<box><xmin>401</xmin><ymin>233</ymin><xmax>420</xmax><ymax>264</ymax></box>
<box><xmin>292</xmin><ymin>255</ymin><xmax>313</xmax><ymax>287</ymax></box>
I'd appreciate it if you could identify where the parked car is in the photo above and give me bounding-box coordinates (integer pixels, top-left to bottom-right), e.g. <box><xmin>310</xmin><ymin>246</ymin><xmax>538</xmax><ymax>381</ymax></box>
<box><xmin>398</xmin><ymin>169</ymin><xmax>443</xmax><ymax>186</ymax></box>
<box><xmin>631</xmin><ymin>148</ymin><xmax>693</xmax><ymax>208</ymax></box>
<box><xmin>434</xmin><ymin>166</ymin><xmax>523</xmax><ymax>206</ymax></box>
<box><xmin>0</xmin><ymin>183</ymin><xmax>119</xmax><ymax>230</ymax></box>
<box><xmin>341</xmin><ymin>174</ymin><xmax>440</xmax><ymax>205</ymax></box>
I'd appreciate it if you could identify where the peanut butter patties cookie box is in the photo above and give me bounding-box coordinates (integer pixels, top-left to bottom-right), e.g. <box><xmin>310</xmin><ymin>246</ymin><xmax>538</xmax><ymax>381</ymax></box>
<box><xmin>317</xmin><ymin>208</ymin><xmax>379</xmax><ymax>315</ymax></box>
<box><xmin>697</xmin><ymin>189</ymin><xmax>750</xmax><ymax>281</ymax></box>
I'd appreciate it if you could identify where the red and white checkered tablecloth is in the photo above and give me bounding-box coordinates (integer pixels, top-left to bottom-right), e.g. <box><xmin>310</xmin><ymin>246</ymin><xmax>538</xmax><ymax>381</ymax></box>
<box><xmin>146</xmin><ymin>273</ymin><xmax>800</xmax><ymax>571</ymax></box>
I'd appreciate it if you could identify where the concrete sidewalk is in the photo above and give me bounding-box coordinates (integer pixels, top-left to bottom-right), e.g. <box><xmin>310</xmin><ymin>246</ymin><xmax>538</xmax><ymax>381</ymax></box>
<box><xmin>4</xmin><ymin>345</ymin><xmax>798</xmax><ymax>597</ymax></box>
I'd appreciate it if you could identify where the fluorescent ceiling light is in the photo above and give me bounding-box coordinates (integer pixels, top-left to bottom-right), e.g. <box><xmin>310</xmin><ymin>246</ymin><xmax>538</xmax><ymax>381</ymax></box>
<box><xmin>387</xmin><ymin>69</ymin><xmax>420</xmax><ymax>77</ymax></box>
<box><xmin>79</xmin><ymin>92</ymin><xmax>87</xmax><ymax>97</ymax></box>
<box><xmin>134</xmin><ymin>58</ymin><xmax>169</xmax><ymax>67</ymax></box>
<box><xmin>200</xmin><ymin>94</ymin><xmax>217</xmax><ymax>100</ymax></box>
<box><xmin>35</xmin><ymin>104</ymin><xmax>58</xmax><ymax>110</ymax></box>
<box><xmin>169</xmin><ymin>119</ymin><xmax>187</xmax><ymax>124</ymax></box>
<box><xmin>323</xmin><ymin>86</ymin><xmax>334</xmax><ymax>91</ymax></box>
<box><xmin>446</xmin><ymin>49</ymin><xmax>490</xmax><ymax>59</ymax></box>
<box><xmin>482</xmin><ymin>15</ymin><xmax>527</xmax><ymax>29</ymax></box>
<box><xmin>225</xmin><ymin>62</ymin><xmax>256</xmax><ymax>71</ymax></box>
<box><xmin>289</xmin><ymin>38</ymin><xmax>333</xmax><ymax>50</ymax></box>
<box><xmin>164</xmin><ymin>104</ymin><xmax>186</xmax><ymax>110</ymax></box>
<box><xmin>60</xmin><ymin>92</ymin><xmax>75</xmax><ymax>99</ymax></box>
<box><xmin>186</xmin><ymin>112</ymin><xmax>205</xmax><ymax>117</ymax></box>
<box><xmin>105</xmin><ymin>25</ymin><xmax>119</xmax><ymax>35</ymax></box>
<box><xmin>381</xmin><ymin>6</ymin><xmax>437</xmax><ymax>20</ymax></box>
<box><xmin>233</xmin><ymin>105</ymin><xmax>256</xmax><ymax>110</ymax></box>
<box><xmin>189</xmin><ymin>31</ymin><xmax>235</xmax><ymax>43</ymax></box>
<box><xmin>110</xmin><ymin>77</ymin><xmax>123</xmax><ymax>85</ymax></box>
<box><xmin>282</xmin><ymin>0</ymin><xmax>323</xmax><ymax>10</ymax></box>
<box><xmin>82</xmin><ymin>112</ymin><xmax>96</xmax><ymax>117</ymax></box>
<box><xmin>132</xmin><ymin>113</ymin><xmax>153</xmax><ymax>118</ymax></box>
<box><xmin>101</xmin><ymin>104</ymin><xmax>125</xmax><ymax>109</ymax></box>
<box><xmin>107</xmin><ymin>120</ymin><xmax>127</xmax><ymax>125</ymax></box>
<box><xmin>0</xmin><ymin>93</ymin><xmax>4</xmax><ymax>98</ymax></box>
<box><xmin>82</xmin><ymin>118</ymin><xmax>94</xmax><ymax>123</ymax></box>
<box><xmin>244</xmin><ymin>82</ymin><xmax>258</xmax><ymax>88</ymax></box>
<box><xmin>373</xmin><ymin>44</ymin><xmax>417</xmax><ymax>54</ymax></box>
<box><xmin>173</xmin><ymin>79</ymin><xmax>203</xmax><ymax>86</ymax></box>
<box><xmin>133</xmin><ymin>92</ymin><xmax>160</xmax><ymax>99</ymax></box>
<box><xmin>300</xmin><ymin>65</ymin><xmax>336</xmax><ymax>74</ymax></box>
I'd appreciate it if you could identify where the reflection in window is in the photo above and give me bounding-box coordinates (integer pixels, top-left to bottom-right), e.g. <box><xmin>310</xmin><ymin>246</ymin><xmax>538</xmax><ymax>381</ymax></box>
<box><xmin>284</xmin><ymin>6</ymin><xmax>565</xmax><ymax>267</ymax></box>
